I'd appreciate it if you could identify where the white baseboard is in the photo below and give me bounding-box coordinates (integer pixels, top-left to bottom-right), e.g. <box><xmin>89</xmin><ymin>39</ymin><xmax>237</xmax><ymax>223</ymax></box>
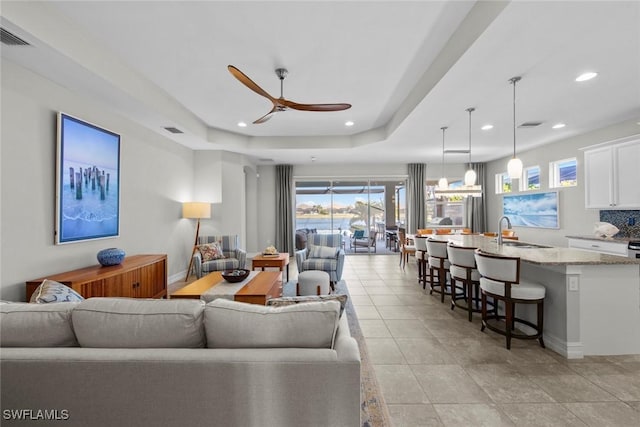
<box><xmin>544</xmin><ymin>332</ymin><xmax>584</xmax><ymax>359</ymax></box>
<box><xmin>169</xmin><ymin>271</ymin><xmax>186</xmax><ymax>285</ymax></box>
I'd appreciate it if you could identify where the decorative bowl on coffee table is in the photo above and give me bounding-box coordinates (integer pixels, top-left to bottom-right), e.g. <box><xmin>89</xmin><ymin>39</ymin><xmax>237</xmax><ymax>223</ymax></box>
<box><xmin>221</xmin><ymin>269</ymin><xmax>250</xmax><ymax>283</ymax></box>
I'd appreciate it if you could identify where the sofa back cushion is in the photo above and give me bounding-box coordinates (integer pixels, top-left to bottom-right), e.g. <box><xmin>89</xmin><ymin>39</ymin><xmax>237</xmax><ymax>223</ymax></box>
<box><xmin>0</xmin><ymin>302</ymin><xmax>79</xmax><ymax>347</ymax></box>
<box><xmin>204</xmin><ymin>299</ymin><xmax>340</xmax><ymax>349</ymax></box>
<box><xmin>72</xmin><ymin>298</ymin><xmax>205</xmax><ymax>348</ymax></box>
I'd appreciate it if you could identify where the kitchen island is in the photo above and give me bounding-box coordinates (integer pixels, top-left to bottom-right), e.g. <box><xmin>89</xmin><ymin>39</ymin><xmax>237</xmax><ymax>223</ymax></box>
<box><xmin>429</xmin><ymin>234</ymin><xmax>640</xmax><ymax>359</ymax></box>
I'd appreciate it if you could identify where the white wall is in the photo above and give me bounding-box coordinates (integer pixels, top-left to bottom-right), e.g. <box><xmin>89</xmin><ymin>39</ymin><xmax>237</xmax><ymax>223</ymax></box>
<box><xmin>485</xmin><ymin>119</ymin><xmax>640</xmax><ymax>247</ymax></box>
<box><xmin>1</xmin><ymin>60</ymin><xmax>196</xmax><ymax>301</ymax></box>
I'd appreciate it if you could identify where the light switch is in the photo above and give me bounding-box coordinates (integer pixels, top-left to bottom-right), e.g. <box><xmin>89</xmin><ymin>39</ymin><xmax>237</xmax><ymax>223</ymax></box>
<box><xmin>568</xmin><ymin>277</ymin><xmax>579</xmax><ymax>291</ymax></box>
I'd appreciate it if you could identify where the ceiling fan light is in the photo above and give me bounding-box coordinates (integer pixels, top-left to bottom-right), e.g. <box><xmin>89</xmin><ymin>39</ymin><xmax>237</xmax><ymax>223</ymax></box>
<box><xmin>464</xmin><ymin>168</ymin><xmax>477</xmax><ymax>186</ymax></box>
<box><xmin>438</xmin><ymin>177</ymin><xmax>449</xmax><ymax>190</ymax></box>
<box><xmin>507</xmin><ymin>157</ymin><xmax>523</xmax><ymax>179</ymax></box>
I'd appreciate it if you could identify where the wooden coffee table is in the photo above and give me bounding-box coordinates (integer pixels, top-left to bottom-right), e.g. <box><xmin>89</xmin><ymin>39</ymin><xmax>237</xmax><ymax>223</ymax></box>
<box><xmin>170</xmin><ymin>271</ymin><xmax>282</xmax><ymax>305</ymax></box>
<box><xmin>251</xmin><ymin>253</ymin><xmax>290</xmax><ymax>282</ymax></box>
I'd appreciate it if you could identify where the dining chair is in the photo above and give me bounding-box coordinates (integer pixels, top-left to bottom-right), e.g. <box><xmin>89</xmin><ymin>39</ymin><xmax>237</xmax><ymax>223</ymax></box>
<box><xmin>398</xmin><ymin>227</ymin><xmax>416</xmax><ymax>269</ymax></box>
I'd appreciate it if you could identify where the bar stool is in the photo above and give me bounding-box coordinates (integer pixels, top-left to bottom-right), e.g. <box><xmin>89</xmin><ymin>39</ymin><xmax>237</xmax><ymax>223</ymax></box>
<box><xmin>447</xmin><ymin>242</ymin><xmax>481</xmax><ymax>322</ymax></box>
<box><xmin>474</xmin><ymin>250</ymin><xmax>546</xmax><ymax>350</ymax></box>
<box><xmin>426</xmin><ymin>238</ymin><xmax>451</xmax><ymax>303</ymax></box>
<box><xmin>414</xmin><ymin>236</ymin><xmax>429</xmax><ymax>289</ymax></box>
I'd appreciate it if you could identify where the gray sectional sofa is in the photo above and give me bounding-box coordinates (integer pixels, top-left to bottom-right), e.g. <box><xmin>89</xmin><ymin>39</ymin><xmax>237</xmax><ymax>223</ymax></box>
<box><xmin>0</xmin><ymin>298</ymin><xmax>361</xmax><ymax>427</ymax></box>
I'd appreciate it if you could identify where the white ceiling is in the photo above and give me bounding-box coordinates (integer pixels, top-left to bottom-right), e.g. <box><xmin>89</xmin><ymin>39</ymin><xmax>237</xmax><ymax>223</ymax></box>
<box><xmin>2</xmin><ymin>1</ymin><xmax>639</xmax><ymax>165</ymax></box>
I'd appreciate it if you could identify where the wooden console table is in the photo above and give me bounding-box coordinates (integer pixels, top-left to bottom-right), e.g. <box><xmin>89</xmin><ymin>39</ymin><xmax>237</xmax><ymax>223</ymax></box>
<box><xmin>25</xmin><ymin>254</ymin><xmax>167</xmax><ymax>301</ymax></box>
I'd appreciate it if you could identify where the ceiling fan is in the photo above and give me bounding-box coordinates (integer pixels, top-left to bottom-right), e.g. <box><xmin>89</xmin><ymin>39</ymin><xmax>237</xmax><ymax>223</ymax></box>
<box><xmin>228</xmin><ymin>65</ymin><xmax>351</xmax><ymax>124</ymax></box>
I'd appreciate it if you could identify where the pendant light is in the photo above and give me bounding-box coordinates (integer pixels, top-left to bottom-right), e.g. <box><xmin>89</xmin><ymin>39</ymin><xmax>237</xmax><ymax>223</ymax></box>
<box><xmin>507</xmin><ymin>76</ymin><xmax>523</xmax><ymax>179</ymax></box>
<box><xmin>464</xmin><ymin>107</ymin><xmax>477</xmax><ymax>186</ymax></box>
<box><xmin>438</xmin><ymin>126</ymin><xmax>448</xmax><ymax>189</ymax></box>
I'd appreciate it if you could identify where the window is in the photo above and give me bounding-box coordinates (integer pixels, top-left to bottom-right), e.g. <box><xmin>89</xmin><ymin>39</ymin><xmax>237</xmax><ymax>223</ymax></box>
<box><xmin>522</xmin><ymin>166</ymin><xmax>541</xmax><ymax>191</ymax></box>
<box><xmin>495</xmin><ymin>173</ymin><xmax>512</xmax><ymax>194</ymax></box>
<box><xmin>425</xmin><ymin>180</ymin><xmax>465</xmax><ymax>226</ymax></box>
<box><xmin>550</xmin><ymin>158</ymin><xmax>577</xmax><ymax>188</ymax></box>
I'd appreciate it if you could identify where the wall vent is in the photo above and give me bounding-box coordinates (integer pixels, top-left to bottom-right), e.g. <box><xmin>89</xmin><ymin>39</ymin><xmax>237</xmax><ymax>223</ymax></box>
<box><xmin>519</xmin><ymin>121</ymin><xmax>543</xmax><ymax>128</ymax></box>
<box><xmin>0</xmin><ymin>28</ymin><xmax>30</xmax><ymax>46</ymax></box>
<box><xmin>258</xmin><ymin>158</ymin><xmax>274</xmax><ymax>162</ymax></box>
<box><xmin>163</xmin><ymin>126</ymin><xmax>183</xmax><ymax>134</ymax></box>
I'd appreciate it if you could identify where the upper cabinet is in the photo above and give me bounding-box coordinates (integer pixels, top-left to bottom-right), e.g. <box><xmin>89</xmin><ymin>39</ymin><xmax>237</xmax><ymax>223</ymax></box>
<box><xmin>584</xmin><ymin>136</ymin><xmax>640</xmax><ymax>209</ymax></box>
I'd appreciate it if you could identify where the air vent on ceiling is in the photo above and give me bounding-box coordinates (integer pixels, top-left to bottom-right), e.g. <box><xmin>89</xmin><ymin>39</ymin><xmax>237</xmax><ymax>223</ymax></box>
<box><xmin>258</xmin><ymin>158</ymin><xmax>274</xmax><ymax>162</ymax></box>
<box><xmin>0</xmin><ymin>28</ymin><xmax>30</xmax><ymax>46</ymax></box>
<box><xmin>163</xmin><ymin>126</ymin><xmax>183</xmax><ymax>134</ymax></box>
<box><xmin>444</xmin><ymin>149</ymin><xmax>470</xmax><ymax>154</ymax></box>
<box><xmin>519</xmin><ymin>121</ymin><xmax>543</xmax><ymax>128</ymax></box>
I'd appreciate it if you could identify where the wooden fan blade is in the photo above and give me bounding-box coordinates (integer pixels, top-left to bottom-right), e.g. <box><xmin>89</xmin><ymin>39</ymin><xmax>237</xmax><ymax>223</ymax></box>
<box><xmin>284</xmin><ymin>100</ymin><xmax>351</xmax><ymax>112</ymax></box>
<box><xmin>228</xmin><ymin>65</ymin><xmax>275</xmax><ymax>101</ymax></box>
<box><xmin>253</xmin><ymin>107</ymin><xmax>277</xmax><ymax>124</ymax></box>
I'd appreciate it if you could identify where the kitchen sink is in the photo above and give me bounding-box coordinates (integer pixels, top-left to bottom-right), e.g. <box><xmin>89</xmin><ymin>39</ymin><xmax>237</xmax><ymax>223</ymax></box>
<box><xmin>499</xmin><ymin>240</ymin><xmax>550</xmax><ymax>249</ymax></box>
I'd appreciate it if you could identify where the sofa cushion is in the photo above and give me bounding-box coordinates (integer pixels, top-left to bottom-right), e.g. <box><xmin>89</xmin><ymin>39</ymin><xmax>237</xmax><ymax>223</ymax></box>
<box><xmin>0</xmin><ymin>302</ymin><xmax>79</xmax><ymax>347</ymax></box>
<box><xmin>198</xmin><ymin>242</ymin><xmax>225</xmax><ymax>261</ymax></box>
<box><xmin>309</xmin><ymin>245</ymin><xmax>339</xmax><ymax>259</ymax></box>
<box><xmin>29</xmin><ymin>279</ymin><xmax>85</xmax><ymax>304</ymax></box>
<box><xmin>72</xmin><ymin>298</ymin><xmax>205</xmax><ymax>348</ymax></box>
<box><xmin>267</xmin><ymin>294</ymin><xmax>348</xmax><ymax>317</ymax></box>
<box><xmin>204</xmin><ymin>299</ymin><xmax>340</xmax><ymax>349</ymax></box>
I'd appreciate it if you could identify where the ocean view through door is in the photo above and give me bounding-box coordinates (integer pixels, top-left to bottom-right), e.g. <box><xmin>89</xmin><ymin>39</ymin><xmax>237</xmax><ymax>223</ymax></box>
<box><xmin>295</xmin><ymin>179</ymin><xmax>406</xmax><ymax>254</ymax></box>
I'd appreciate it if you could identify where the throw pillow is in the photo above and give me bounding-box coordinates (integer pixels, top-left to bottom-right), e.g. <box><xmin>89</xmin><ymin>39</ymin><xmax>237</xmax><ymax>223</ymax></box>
<box><xmin>267</xmin><ymin>294</ymin><xmax>348</xmax><ymax>317</ymax></box>
<box><xmin>29</xmin><ymin>279</ymin><xmax>85</xmax><ymax>304</ymax></box>
<box><xmin>309</xmin><ymin>245</ymin><xmax>338</xmax><ymax>259</ymax></box>
<box><xmin>198</xmin><ymin>242</ymin><xmax>225</xmax><ymax>261</ymax></box>
<box><xmin>352</xmin><ymin>229</ymin><xmax>365</xmax><ymax>239</ymax></box>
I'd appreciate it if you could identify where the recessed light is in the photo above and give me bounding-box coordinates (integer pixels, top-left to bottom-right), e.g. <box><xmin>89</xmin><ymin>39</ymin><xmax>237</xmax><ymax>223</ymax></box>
<box><xmin>345</xmin><ymin>121</ymin><xmax>354</xmax><ymax>127</ymax></box>
<box><xmin>481</xmin><ymin>124</ymin><xmax>493</xmax><ymax>130</ymax></box>
<box><xmin>575</xmin><ymin>72</ymin><xmax>598</xmax><ymax>82</ymax></box>
<box><xmin>237</xmin><ymin>121</ymin><xmax>247</xmax><ymax>127</ymax></box>
<box><xmin>552</xmin><ymin>123</ymin><xmax>566</xmax><ymax>129</ymax></box>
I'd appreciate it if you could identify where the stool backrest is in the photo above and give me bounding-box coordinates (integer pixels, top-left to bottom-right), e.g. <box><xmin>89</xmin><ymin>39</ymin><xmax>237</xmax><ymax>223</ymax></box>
<box><xmin>414</xmin><ymin>236</ymin><xmax>428</xmax><ymax>251</ymax></box>
<box><xmin>474</xmin><ymin>250</ymin><xmax>520</xmax><ymax>284</ymax></box>
<box><xmin>426</xmin><ymin>238</ymin><xmax>448</xmax><ymax>258</ymax></box>
<box><xmin>447</xmin><ymin>242</ymin><xmax>476</xmax><ymax>269</ymax></box>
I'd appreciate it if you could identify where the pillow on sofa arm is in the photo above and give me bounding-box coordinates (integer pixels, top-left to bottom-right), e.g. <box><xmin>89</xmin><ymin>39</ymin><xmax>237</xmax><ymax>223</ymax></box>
<box><xmin>309</xmin><ymin>245</ymin><xmax>339</xmax><ymax>259</ymax></box>
<box><xmin>30</xmin><ymin>279</ymin><xmax>84</xmax><ymax>304</ymax></box>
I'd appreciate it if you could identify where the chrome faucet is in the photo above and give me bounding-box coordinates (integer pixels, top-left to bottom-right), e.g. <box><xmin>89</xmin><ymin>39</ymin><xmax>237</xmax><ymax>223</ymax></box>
<box><xmin>497</xmin><ymin>216</ymin><xmax>512</xmax><ymax>245</ymax></box>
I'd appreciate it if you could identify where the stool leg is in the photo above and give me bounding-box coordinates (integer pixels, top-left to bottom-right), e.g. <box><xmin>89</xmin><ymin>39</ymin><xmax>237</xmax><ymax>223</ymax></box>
<box><xmin>429</xmin><ymin>267</ymin><xmax>435</xmax><ymax>295</ymax></box>
<box><xmin>505</xmin><ymin>300</ymin><xmax>513</xmax><ymax>350</ymax></box>
<box><xmin>467</xmin><ymin>281</ymin><xmax>473</xmax><ymax>322</ymax></box>
<box><xmin>439</xmin><ymin>269</ymin><xmax>445</xmax><ymax>303</ymax></box>
<box><xmin>316</xmin><ymin>285</ymin><xmax>321</xmax><ymax>296</ymax></box>
<box><xmin>480</xmin><ymin>291</ymin><xmax>487</xmax><ymax>332</ymax></box>
<box><xmin>450</xmin><ymin>278</ymin><xmax>456</xmax><ymax>310</ymax></box>
<box><xmin>296</xmin><ymin>282</ymin><xmax>300</xmax><ymax>296</ymax></box>
<box><xmin>538</xmin><ymin>299</ymin><xmax>545</xmax><ymax>348</ymax></box>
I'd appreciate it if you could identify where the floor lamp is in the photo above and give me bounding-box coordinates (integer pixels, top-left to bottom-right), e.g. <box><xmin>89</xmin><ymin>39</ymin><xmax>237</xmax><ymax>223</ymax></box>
<box><xmin>183</xmin><ymin>202</ymin><xmax>211</xmax><ymax>281</ymax></box>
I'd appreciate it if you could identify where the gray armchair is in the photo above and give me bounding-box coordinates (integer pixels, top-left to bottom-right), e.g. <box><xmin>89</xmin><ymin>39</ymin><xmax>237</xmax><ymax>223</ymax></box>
<box><xmin>193</xmin><ymin>235</ymin><xmax>247</xmax><ymax>278</ymax></box>
<box><xmin>295</xmin><ymin>233</ymin><xmax>345</xmax><ymax>284</ymax></box>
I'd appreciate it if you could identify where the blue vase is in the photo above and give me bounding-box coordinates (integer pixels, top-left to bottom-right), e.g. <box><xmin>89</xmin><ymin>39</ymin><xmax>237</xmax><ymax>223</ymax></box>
<box><xmin>97</xmin><ymin>248</ymin><xmax>126</xmax><ymax>266</ymax></box>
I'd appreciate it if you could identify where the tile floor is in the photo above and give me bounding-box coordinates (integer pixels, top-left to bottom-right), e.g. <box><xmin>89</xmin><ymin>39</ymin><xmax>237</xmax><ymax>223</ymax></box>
<box><xmin>340</xmin><ymin>253</ymin><xmax>640</xmax><ymax>427</ymax></box>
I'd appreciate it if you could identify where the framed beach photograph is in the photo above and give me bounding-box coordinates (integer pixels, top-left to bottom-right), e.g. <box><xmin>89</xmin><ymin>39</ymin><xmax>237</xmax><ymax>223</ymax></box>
<box><xmin>502</xmin><ymin>191</ymin><xmax>560</xmax><ymax>229</ymax></box>
<box><xmin>55</xmin><ymin>113</ymin><xmax>121</xmax><ymax>244</ymax></box>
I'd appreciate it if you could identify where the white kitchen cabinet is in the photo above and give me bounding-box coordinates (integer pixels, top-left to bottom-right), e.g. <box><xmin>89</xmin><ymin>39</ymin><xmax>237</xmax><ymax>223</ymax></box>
<box><xmin>583</xmin><ymin>137</ymin><xmax>640</xmax><ymax>209</ymax></box>
<box><xmin>567</xmin><ymin>237</ymin><xmax>628</xmax><ymax>256</ymax></box>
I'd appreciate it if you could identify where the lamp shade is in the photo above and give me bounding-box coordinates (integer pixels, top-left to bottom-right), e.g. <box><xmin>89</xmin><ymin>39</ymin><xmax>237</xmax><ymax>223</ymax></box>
<box><xmin>438</xmin><ymin>177</ymin><xmax>449</xmax><ymax>190</ymax></box>
<box><xmin>464</xmin><ymin>168</ymin><xmax>477</xmax><ymax>186</ymax></box>
<box><xmin>507</xmin><ymin>157</ymin><xmax>523</xmax><ymax>180</ymax></box>
<box><xmin>182</xmin><ymin>202</ymin><xmax>211</xmax><ymax>219</ymax></box>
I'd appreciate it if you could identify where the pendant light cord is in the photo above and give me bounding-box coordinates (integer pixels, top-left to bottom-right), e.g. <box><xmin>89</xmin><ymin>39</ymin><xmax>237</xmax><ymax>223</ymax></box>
<box><xmin>466</xmin><ymin>107</ymin><xmax>475</xmax><ymax>167</ymax></box>
<box><xmin>510</xmin><ymin>76</ymin><xmax>521</xmax><ymax>159</ymax></box>
<box><xmin>440</xmin><ymin>126</ymin><xmax>447</xmax><ymax>176</ymax></box>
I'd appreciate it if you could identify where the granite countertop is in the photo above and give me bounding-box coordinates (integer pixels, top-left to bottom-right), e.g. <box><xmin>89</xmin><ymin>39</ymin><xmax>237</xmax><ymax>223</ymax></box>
<box><xmin>566</xmin><ymin>235</ymin><xmax>639</xmax><ymax>243</ymax></box>
<box><xmin>428</xmin><ymin>235</ymin><xmax>640</xmax><ymax>266</ymax></box>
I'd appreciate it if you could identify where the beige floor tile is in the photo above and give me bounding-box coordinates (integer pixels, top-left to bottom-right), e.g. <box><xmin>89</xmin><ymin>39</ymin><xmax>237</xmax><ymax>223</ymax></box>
<box><xmin>389</xmin><ymin>286</ymin><xmax>426</xmax><ymax>296</ymax></box>
<box><xmin>348</xmin><ymin>294</ymin><xmax>374</xmax><ymax>305</ymax></box>
<box><xmin>567</xmin><ymin>362</ymin><xmax>630</xmax><ymax>376</ymax></box>
<box><xmin>464</xmin><ymin>364</ymin><xmax>555</xmax><ymax>403</ymax></box>
<box><xmin>511</xmin><ymin>362</ymin><xmax>575</xmax><ymax>377</ymax></box>
<box><xmin>396</xmin><ymin>338</ymin><xmax>453</xmax><ymax>365</ymax></box>
<box><xmin>439</xmin><ymin>337</ymin><xmax>514</xmax><ymax>366</ymax></box>
<box><xmin>359</xmin><ymin>319</ymin><xmax>392</xmax><ymax>338</ymax></box>
<box><xmin>364</xmin><ymin>286</ymin><xmax>397</xmax><ymax>295</ymax></box>
<box><xmin>422</xmin><ymin>318</ymin><xmax>487</xmax><ymax>339</ymax></box>
<box><xmin>411</xmin><ymin>365</ymin><xmax>491</xmax><ymax>404</ymax></box>
<box><xmin>627</xmin><ymin>401</ymin><xmax>640</xmax><ymax>412</ymax></box>
<box><xmin>530</xmin><ymin>375</ymin><xmax>617</xmax><ymax>402</ymax></box>
<box><xmin>618</xmin><ymin>362</ymin><xmax>640</xmax><ymax>374</ymax></box>
<box><xmin>352</xmin><ymin>305</ymin><xmax>382</xmax><ymax>320</ymax></box>
<box><xmin>377</xmin><ymin>305</ymin><xmax>421</xmax><ymax>320</ymax></box>
<box><xmin>388</xmin><ymin>404</ymin><xmax>443</xmax><ymax>427</ymax></box>
<box><xmin>366</xmin><ymin>338</ymin><xmax>406</xmax><ymax>364</ymax></box>
<box><xmin>433</xmin><ymin>403</ymin><xmax>515</xmax><ymax>426</ymax></box>
<box><xmin>394</xmin><ymin>294</ymin><xmax>436</xmax><ymax>306</ymax></box>
<box><xmin>499</xmin><ymin>403</ymin><xmax>587</xmax><ymax>426</ymax></box>
<box><xmin>369</xmin><ymin>294</ymin><xmax>405</xmax><ymax>306</ymax></box>
<box><xmin>564</xmin><ymin>402</ymin><xmax>640</xmax><ymax>426</ymax></box>
<box><xmin>374</xmin><ymin>364</ymin><xmax>429</xmax><ymax>404</ymax></box>
<box><xmin>585</xmin><ymin>374</ymin><xmax>640</xmax><ymax>401</ymax></box>
<box><xmin>385</xmin><ymin>319</ymin><xmax>434</xmax><ymax>338</ymax></box>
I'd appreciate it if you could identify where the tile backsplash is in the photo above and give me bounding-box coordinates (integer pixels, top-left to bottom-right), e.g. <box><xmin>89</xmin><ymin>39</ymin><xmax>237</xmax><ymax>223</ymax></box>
<box><xmin>600</xmin><ymin>210</ymin><xmax>640</xmax><ymax>238</ymax></box>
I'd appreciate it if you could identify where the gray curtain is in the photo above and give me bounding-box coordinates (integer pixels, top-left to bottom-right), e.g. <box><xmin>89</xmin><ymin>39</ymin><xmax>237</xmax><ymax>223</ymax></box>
<box><xmin>407</xmin><ymin>163</ymin><xmax>426</xmax><ymax>233</ymax></box>
<box><xmin>465</xmin><ymin>162</ymin><xmax>487</xmax><ymax>232</ymax></box>
<box><xmin>275</xmin><ymin>164</ymin><xmax>294</xmax><ymax>255</ymax></box>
